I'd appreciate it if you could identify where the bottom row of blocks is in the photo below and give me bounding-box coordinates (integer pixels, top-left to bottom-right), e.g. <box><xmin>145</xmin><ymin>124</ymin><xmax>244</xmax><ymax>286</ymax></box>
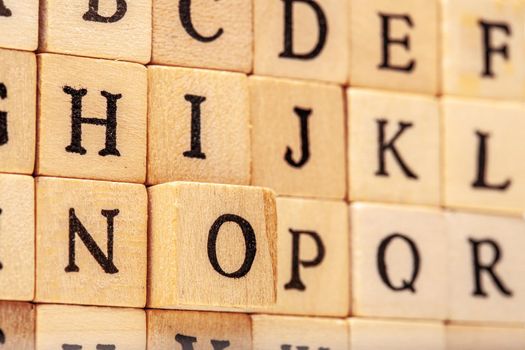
<box><xmin>1</xmin><ymin>301</ymin><xmax>524</xmax><ymax>349</ymax></box>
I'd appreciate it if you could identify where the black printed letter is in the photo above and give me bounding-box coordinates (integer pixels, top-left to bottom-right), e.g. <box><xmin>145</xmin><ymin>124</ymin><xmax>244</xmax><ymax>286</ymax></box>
<box><xmin>285</xmin><ymin>107</ymin><xmax>312</xmax><ymax>168</ymax></box>
<box><xmin>0</xmin><ymin>0</ymin><xmax>11</xmax><ymax>17</ymax></box>
<box><xmin>377</xmin><ymin>13</ymin><xmax>415</xmax><ymax>72</ymax></box>
<box><xmin>176</xmin><ymin>334</ymin><xmax>230</xmax><ymax>350</ymax></box>
<box><xmin>376</xmin><ymin>119</ymin><xmax>418</xmax><ymax>179</ymax></box>
<box><xmin>83</xmin><ymin>0</ymin><xmax>127</xmax><ymax>23</ymax></box>
<box><xmin>471</xmin><ymin>131</ymin><xmax>511</xmax><ymax>191</ymax></box>
<box><xmin>0</xmin><ymin>83</ymin><xmax>7</xmax><ymax>146</ymax></box>
<box><xmin>179</xmin><ymin>0</ymin><xmax>223</xmax><ymax>42</ymax></box>
<box><xmin>479</xmin><ymin>20</ymin><xmax>511</xmax><ymax>78</ymax></box>
<box><xmin>183</xmin><ymin>94</ymin><xmax>206</xmax><ymax>159</ymax></box>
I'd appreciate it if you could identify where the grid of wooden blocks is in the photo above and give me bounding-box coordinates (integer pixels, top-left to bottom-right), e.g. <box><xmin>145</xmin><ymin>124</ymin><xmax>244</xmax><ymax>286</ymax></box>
<box><xmin>2</xmin><ymin>0</ymin><xmax>525</xmax><ymax>349</ymax></box>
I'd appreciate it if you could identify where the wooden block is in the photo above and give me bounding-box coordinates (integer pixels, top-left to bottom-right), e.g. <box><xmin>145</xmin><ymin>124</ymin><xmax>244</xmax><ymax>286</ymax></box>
<box><xmin>147</xmin><ymin>309</ymin><xmax>251</xmax><ymax>349</ymax></box>
<box><xmin>447</xmin><ymin>211</ymin><xmax>525</xmax><ymax>324</ymax></box>
<box><xmin>147</xmin><ymin>66</ymin><xmax>250</xmax><ymax>186</ymax></box>
<box><xmin>253</xmin><ymin>0</ymin><xmax>349</xmax><ymax>84</ymax></box>
<box><xmin>0</xmin><ymin>0</ymin><xmax>38</xmax><ymax>51</ymax></box>
<box><xmin>0</xmin><ymin>48</ymin><xmax>36</xmax><ymax>175</ymax></box>
<box><xmin>37</xmin><ymin>54</ymin><xmax>147</xmax><ymax>184</ymax></box>
<box><xmin>35</xmin><ymin>177</ymin><xmax>147</xmax><ymax>308</ymax></box>
<box><xmin>148</xmin><ymin>182</ymin><xmax>277</xmax><ymax>310</ymax></box>
<box><xmin>348</xmin><ymin>88</ymin><xmax>440</xmax><ymax>206</ymax></box>
<box><xmin>350</xmin><ymin>0</ymin><xmax>439</xmax><ymax>94</ymax></box>
<box><xmin>0</xmin><ymin>301</ymin><xmax>35</xmax><ymax>350</ymax></box>
<box><xmin>252</xmin><ymin>315</ymin><xmax>348</xmax><ymax>350</ymax></box>
<box><xmin>151</xmin><ymin>0</ymin><xmax>252</xmax><ymax>73</ymax></box>
<box><xmin>447</xmin><ymin>324</ymin><xmax>525</xmax><ymax>350</ymax></box>
<box><xmin>39</xmin><ymin>0</ymin><xmax>151</xmax><ymax>63</ymax></box>
<box><xmin>0</xmin><ymin>174</ymin><xmax>34</xmax><ymax>301</ymax></box>
<box><xmin>351</xmin><ymin>203</ymin><xmax>446</xmax><ymax>320</ymax></box>
<box><xmin>36</xmin><ymin>304</ymin><xmax>145</xmax><ymax>349</ymax></box>
<box><xmin>250</xmin><ymin>76</ymin><xmax>346</xmax><ymax>199</ymax></box>
<box><xmin>443</xmin><ymin>97</ymin><xmax>525</xmax><ymax>214</ymax></box>
<box><xmin>349</xmin><ymin>318</ymin><xmax>445</xmax><ymax>350</ymax></box>
<box><xmin>442</xmin><ymin>0</ymin><xmax>525</xmax><ymax>100</ymax></box>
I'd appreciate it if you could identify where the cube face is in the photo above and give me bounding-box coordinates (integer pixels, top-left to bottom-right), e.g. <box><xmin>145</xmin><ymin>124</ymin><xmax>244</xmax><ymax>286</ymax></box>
<box><xmin>152</xmin><ymin>0</ymin><xmax>252</xmax><ymax>72</ymax></box>
<box><xmin>351</xmin><ymin>203</ymin><xmax>446</xmax><ymax>320</ymax></box>
<box><xmin>443</xmin><ymin>98</ymin><xmax>525</xmax><ymax>214</ymax></box>
<box><xmin>37</xmin><ymin>54</ymin><xmax>147</xmax><ymax>184</ymax></box>
<box><xmin>147</xmin><ymin>66</ymin><xmax>250</xmax><ymax>186</ymax></box>
<box><xmin>148</xmin><ymin>182</ymin><xmax>277</xmax><ymax>310</ymax></box>
<box><xmin>0</xmin><ymin>49</ymin><xmax>36</xmax><ymax>175</ymax></box>
<box><xmin>446</xmin><ymin>324</ymin><xmax>525</xmax><ymax>350</ymax></box>
<box><xmin>250</xmin><ymin>77</ymin><xmax>346</xmax><ymax>199</ymax></box>
<box><xmin>350</xmin><ymin>0</ymin><xmax>439</xmax><ymax>94</ymax></box>
<box><xmin>35</xmin><ymin>177</ymin><xmax>147</xmax><ymax>308</ymax></box>
<box><xmin>348</xmin><ymin>89</ymin><xmax>440</xmax><ymax>206</ymax></box>
<box><xmin>0</xmin><ymin>174</ymin><xmax>34</xmax><ymax>301</ymax></box>
<box><xmin>447</xmin><ymin>211</ymin><xmax>525</xmax><ymax>324</ymax></box>
<box><xmin>36</xmin><ymin>304</ymin><xmax>146</xmax><ymax>349</ymax></box>
<box><xmin>0</xmin><ymin>301</ymin><xmax>35</xmax><ymax>350</ymax></box>
<box><xmin>40</xmin><ymin>0</ymin><xmax>151</xmax><ymax>63</ymax></box>
<box><xmin>0</xmin><ymin>0</ymin><xmax>38</xmax><ymax>51</ymax></box>
<box><xmin>253</xmin><ymin>0</ymin><xmax>349</xmax><ymax>83</ymax></box>
<box><xmin>442</xmin><ymin>0</ymin><xmax>525</xmax><ymax>100</ymax></box>
<box><xmin>147</xmin><ymin>310</ymin><xmax>252</xmax><ymax>349</ymax></box>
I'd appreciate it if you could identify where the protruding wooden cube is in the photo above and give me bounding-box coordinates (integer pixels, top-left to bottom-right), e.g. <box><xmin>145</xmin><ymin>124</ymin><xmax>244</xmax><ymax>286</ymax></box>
<box><xmin>152</xmin><ymin>0</ymin><xmax>252</xmax><ymax>72</ymax></box>
<box><xmin>35</xmin><ymin>177</ymin><xmax>147</xmax><ymax>308</ymax></box>
<box><xmin>0</xmin><ymin>174</ymin><xmax>34</xmax><ymax>301</ymax></box>
<box><xmin>447</xmin><ymin>324</ymin><xmax>525</xmax><ymax>350</ymax></box>
<box><xmin>351</xmin><ymin>203</ymin><xmax>446</xmax><ymax>320</ymax></box>
<box><xmin>250</xmin><ymin>76</ymin><xmax>346</xmax><ymax>199</ymax></box>
<box><xmin>350</xmin><ymin>0</ymin><xmax>439</xmax><ymax>94</ymax></box>
<box><xmin>442</xmin><ymin>0</ymin><xmax>525</xmax><ymax>100</ymax></box>
<box><xmin>253</xmin><ymin>0</ymin><xmax>349</xmax><ymax>83</ymax></box>
<box><xmin>0</xmin><ymin>0</ymin><xmax>38</xmax><ymax>51</ymax></box>
<box><xmin>147</xmin><ymin>66</ymin><xmax>250</xmax><ymax>186</ymax></box>
<box><xmin>37</xmin><ymin>54</ymin><xmax>147</xmax><ymax>184</ymax></box>
<box><xmin>0</xmin><ymin>48</ymin><xmax>36</xmax><ymax>175</ymax></box>
<box><xmin>36</xmin><ymin>304</ymin><xmax>145</xmax><ymax>349</ymax></box>
<box><xmin>252</xmin><ymin>315</ymin><xmax>349</xmax><ymax>350</ymax></box>
<box><xmin>447</xmin><ymin>211</ymin><xmax>525</xmax><ymax>324</ymax></box>
<box><xmin>39</xmin><ymin>0</ymin><xmax>151</xmax><ymax>63</ymax></box>
<box><xmin>147</xmin><ymin>310</ymin><xmax>251</xmax><ymax>349</ymax></box>
<box><xmin>0</xmin><ymin>301</ymin><xmax>35</xmax><ymax>350</ymax></box>
<box><xmin>350</xmin><ymin>318</ymin><xmax>445</xmax><ymax>350</ymax></box>
<box><xmin>443</xmin><ymin>97</ymin><xmax>525</xmax><ymax>214</ymax></box>
<box><xmin>148</xmin><ymin>182</ymin><xmax>277</xmax><ymax>310</ymax></box>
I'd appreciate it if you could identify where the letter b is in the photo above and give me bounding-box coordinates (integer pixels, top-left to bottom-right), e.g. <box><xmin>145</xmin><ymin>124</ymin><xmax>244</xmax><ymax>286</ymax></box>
<box><xmin>83</xmin><ymin>0</ymin><xmax>128</xmax><ymax>23</ymax></box>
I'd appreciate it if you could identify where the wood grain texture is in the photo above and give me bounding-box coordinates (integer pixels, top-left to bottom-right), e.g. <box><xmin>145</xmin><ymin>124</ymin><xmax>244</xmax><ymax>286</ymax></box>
<box><xmin>36</xmin><ymin>304</ymin><xmax>145</xmax><ymax>350</ymax></box>
<box><xmin>147</xmin><ymin>66</ymin><xmax>250</xmax><ymax>186</ymax></box>
<box><xmin>39</xmin><ymin>0</ymin><xmax>151</xmax><ymax>63</ymax></box>
<box><xmin>148</xmin><ymin>181</ymin><xmax>277</xmax><ymax>310</ymax></box>
<box><xmin>447</xmin><ymin>324</ymin><xmax>525</xmax><ymax>350</ymax></box>
<box><xmin>35</xmin><ymin>177</ymin><xmax>147</xmax><ymax>308</ymax></box>
<box><xmin>147</xmin><ymin>309</ymin><xmax>251</xmax><ymax>350</ymax></box>
<box><xmin>0</xmin><ymin>174</ymin><xmax>34</xmax><ymax>301</ymax></box>
<box><xmin>0</xmin><ymin>0</ymin><xmax>38</xmax><ymax>51</ymax></box>
<box><xmin>0</xmin><ymin>49</ymin><xmax>36</xmax><ymax>175</ymax></box>
<box><xmin>152</xmin><ymin>0</ymin><xmax>252</xmax><ymax>72</ymax></box>
<box><xmin>250</xmin><ymin>76</ymin><xmax>346</xmax><ymax>200</ymax></box>
<box><xmin>36</xmin><ymin>53</ymin><xmax>147</xmax><ymax>184</ymax></box>
<box><xmin>0</xmin><ymin>301</ymin><xmax>35</xmax><ymax>350</ymax></box>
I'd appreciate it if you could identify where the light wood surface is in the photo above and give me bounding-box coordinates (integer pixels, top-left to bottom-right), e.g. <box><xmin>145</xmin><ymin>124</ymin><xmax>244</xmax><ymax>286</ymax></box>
<box><xmin>447</xmin><ymin>323</ymin><xmax>525</xmax><ymax>350</ymax></box>
<box><xmin>0</xmin><ymin>0</ymin><xmax>38</xmax><ymax>51</ymax></box>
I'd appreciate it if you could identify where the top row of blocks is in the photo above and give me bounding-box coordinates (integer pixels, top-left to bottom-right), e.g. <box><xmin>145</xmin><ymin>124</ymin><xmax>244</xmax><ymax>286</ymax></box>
<box><xmin>3</xmin><ymin>0</ymin><xmax>525</xmax><ymax>99</ymax></box>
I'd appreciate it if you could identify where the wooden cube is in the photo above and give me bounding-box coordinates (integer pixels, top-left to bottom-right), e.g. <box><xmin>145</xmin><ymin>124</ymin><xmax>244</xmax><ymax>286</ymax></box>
<box><xmin>152</xmin><ymin>0</ymin><xmax>252</xmax><ymax>72</ymax></box>
<box><xmin>447</xmin><ymin>324</ymin><xmax>525</xmax><ymax>350</ymax></box>
<box><xmin>36</xmin><ymin>304</ymin><xmax>145</xmax><ymax>349</ymax></box>
<box><xmin>443</xmin><ymin>97</ymin><xmax>525</xmax><ymax>214</ymax></box>
<box><xmin>39</xmin><ymin>0</ymin><xmax>151</xmax><ymax>63</ymax></box>
<box><xmin>253</xmin><ymin>0</ymin><xmax>349</xmax><ymax>83</ymax></box>
<box><xmin>147</xmin><ymin>66</ymin><xmax>250</xmax><ymax>186</ymax></box>
<box><xmin>350</xmin><ymin>318</ymin><xmax>445</xmax><ymax>350</ymax></box>
<box><xmin>35</xmin><ymin>177</ymin><xmax>147</xmax><ymax>308</ymax></box>
<box><xmin>442</xmin><ymin>0</ymin><xmax>525</xmax><ymax>100</ymax></box>
<box><xmin>0</xmin><ymin>0</ymin><xmax>38</xmax><ymax>51</ymax></box>
<box><xmin>0</xmin><ymin>48</ymin><xmax>36</xmax><ymax>175</ymax></box>
<box><xmin>0</xmin><ymin>174</ymin><xmax>34</xmax><ymax>301</ymax></box>
<box><xmin>348</xmin><ymin>88</ymin><xmax>440</xmax><ymax>206</ymax></box>
<box><xmin>250</xmin><ymin>76</ymin><xmax>346</xmax><ymax>199</ymax></box>
<box><xmin>148</xmin><ymin>182</ymin><xmax>277</xmax><ymax>310</ymax></box>
<box><xmin>147</xmin><ymin>310</ymin><xmax>251</xmax><ymax>349</ymax></box>
<box><xmin>252</xmin><ymin>315</ymin><xmax>348</xmax><ymax>350</ymax></box>
<box><xmin>351</xmin><ymin>203</ymin><xmax>446</xmax><ymax>320</ymax></box>
<box><xmin>37</xmin><ymin>54</ymin><xmax>147</xmax><ymax>184</ymax></box>
<box><xmin>447</xmin><ymin>211</ymin><xmax>525</xmax><ymax>324</ymax></box>
<box><xmin>350</xmin><ymin>0</ymin><xmax>439</xmax><ymax>94</ymax></box>
<box><xmin>0</xmin><ymin>301</ymin><xmax>35</xmax><ymax>350</ymax></box>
